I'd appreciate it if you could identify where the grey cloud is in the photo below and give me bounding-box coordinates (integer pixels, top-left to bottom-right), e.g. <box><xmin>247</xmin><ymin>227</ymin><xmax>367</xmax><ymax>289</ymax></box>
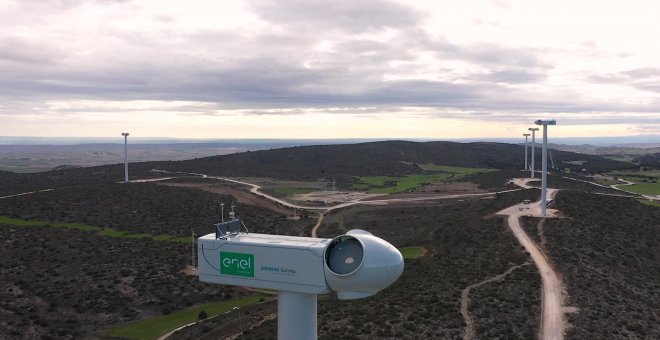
<box><xmin>248</xmin><ymin>0</ymin><xmax>420</xmax><ymax>33</ymax></box>
<box><xmin>1</xmin><ymin>0</ymin><xmax>658</xmax><ymax>125</ymax></box>
<box><xmin>622</xmin><ymin>67</ymin><xmax>660</xmax><ymax>78</ymax></box>
<box><xmin>479</xmin><ymin>69</ymin><xmax>545</xmax><ymax>84</ymax></box>
<box><xmin>588</xmin><ymin>68</ymin><xmax>660</xmax><ymax>94</ymax></box>
<box><xmin>434</xmin><ymin>41</ymin><xmax>546</xmax><ymax>68</ymax></box>
<box><xmin>0</xmin><ymin>36</ymin><xmax>65</xmax><ymax>64</ymax></box>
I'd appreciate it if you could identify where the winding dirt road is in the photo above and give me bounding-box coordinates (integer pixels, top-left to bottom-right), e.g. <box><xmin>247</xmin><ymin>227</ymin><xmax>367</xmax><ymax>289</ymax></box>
<box><xmin>499</xmin><ymin>178</ymin><xmax>564</xmax><ymax>340</ymax></box>
<box><xmin>153</xmin><ymin>170</ymin><xmax>568</xmax><ymax>340</ymax></box>
<box><xmin>460</xmin><ymin>262</ymin><xmax>530</xmax><ymax>340</ymax></box>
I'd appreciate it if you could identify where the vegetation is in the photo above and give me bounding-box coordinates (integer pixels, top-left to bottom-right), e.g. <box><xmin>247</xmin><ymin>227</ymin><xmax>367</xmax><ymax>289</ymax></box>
<box><xmin>0</xmin><ymin>224</ymin><xmax>236</xmax><ymax>339</ymax></box>
<box><xmin>540</xmin><ymin>173</ymin><xmax>626</xmax><ymax>195</ymax></box>
<box><xmin>399</xmin><ymin>246</ymin><xmax>427</xmax><ymax>259</ymax></box>
<box><xmin>417</xmin><ymin>164</ymin><xmax>496</xmax><ymax>174</ymax></box>
<box><xmin>632</xmin><ymin>152</ymin><xmax>660</xmax><ymax>168</ymax></box>
<box><xmin>0</xmin><ymin>182</ymin><xmax>313</xmax><ymax>338</ymax></box>
<box><xmin>140</xmin><ymin>141</ymin><xmax>629</xmax><ymax>181</ymax></box>
<box><xmin>103</xmin><ymin>295</ymin><xmax>270</xmax><ymax>339</ymax></box>
<box><xmin>640</xmin><ymin>199</ymin><xmax>660</xmax><ymax>207</ymax></box>
<box><xmin>174</xmin><ymin>189</ymin><xmax>542</xmax><ymax>339</ymax></box>
<box><xmin>1</xmin><ymin>140</ymin><xmax>654</xmax><ymax>339</ymax></box>
<box><xmin>470</xmin><ymin>264</ymin><xmax>541</xmax><ymax>339</ymax></box>
<box><xmin>0</xmin><ymin>215</ymin><xmax>188</xmax><ymax>243</ymax></box>
<box><xmin>0</xmin><ymin>183</ymin><xmax>313</xmax><ymax>237</ymax></box>
<box><xmin>609</xmin><ymin>169</ymin><xmax>660</xmax><ymax>195</ymax></box>
<box><xmin>462</xmin><ymin>169</ymin><xmax>523</xmax><ymax>190</ymax></box>
<box><xmin>0</xmin><ymin>141</ymin><xmax>631</xmax><ymax>198</ymax></box>
<box><xmin>354</xmin><ymin>165</ymin><xmax>495</xmax><ymax>193</ymax></box>
<box><xmin>543</xmin><ymin>191</ymin><xmax>660</xmax><ymax>339</ymax></box>
<box><xmin>620</xmin><ymin>182</ymin><xmax>660</xmax><ymax>196</ymax></box>
<box><xmin>354</xmin><ymin>174</ymin><xmax>452</xmax><ymax>193</ymax></box>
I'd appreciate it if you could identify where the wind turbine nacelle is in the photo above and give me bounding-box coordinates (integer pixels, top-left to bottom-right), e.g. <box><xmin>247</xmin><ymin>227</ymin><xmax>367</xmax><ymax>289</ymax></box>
<box><xmin>323</xmin><ymin>229</ymin><xmax>404</xmax><ymax>300</ymax></box>
<box><xmin>535</xmin><ymin>119</ymin><xmax>557</xmax><ymax>125</ymax></box>
<box><xmin>198</xmin><ymin>233</ymin><xmax>332</xmax><ymax>294</ymax></box>
<box><xmin>198</xmin><ymin>229</ymin><xmax>404</xmax><ymax>299</ymax></box>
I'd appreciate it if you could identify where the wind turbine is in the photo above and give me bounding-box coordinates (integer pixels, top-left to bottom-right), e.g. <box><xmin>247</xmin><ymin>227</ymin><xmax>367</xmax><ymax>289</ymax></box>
<box><xmin>523</xmin><ymin>133</ymin><xmax>530</xmax><ymax>171</ymax></box>
<box><xmin>535</xmin><ymin>119</ymin><xmax>557</xmax><ymax>217</ymax></box>
<box><xmin>121</xmin><ymin>132</ymin><xmax>129</xmax><ymax>183</ymax></box>
<box><xmin>528</xmin><ymin>128</ymin><xmax>539</xmax><ymax>178</ymax></box>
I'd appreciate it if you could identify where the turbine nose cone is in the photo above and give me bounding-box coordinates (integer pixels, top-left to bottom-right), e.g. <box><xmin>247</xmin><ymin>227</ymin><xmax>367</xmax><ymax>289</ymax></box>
<box><xmin>386</xmin><ymin>247</ymin><xmax>404</xmax><ymax>281</ymax></box>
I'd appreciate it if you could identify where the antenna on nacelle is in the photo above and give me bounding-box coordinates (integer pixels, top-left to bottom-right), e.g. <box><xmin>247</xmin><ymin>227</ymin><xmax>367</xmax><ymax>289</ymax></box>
<box><xmin>221</xmin><ymin>202</ymin><xmax>225</xmax><ymax>223</ymax></box>
<box><xmin>215</xmin><ymin>202</ymin><xmax>242</xmax><ymax>239</ymax></box>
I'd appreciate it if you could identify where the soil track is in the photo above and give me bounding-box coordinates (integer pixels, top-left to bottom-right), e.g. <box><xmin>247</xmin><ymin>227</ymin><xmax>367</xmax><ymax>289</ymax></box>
<box><xmin>159</xmin><ymin>183</ymin><xmax>292</xmax><ymax>216</ymax></box>
<box><xmin>499</xmin><ymin>178</ymin><xmax>564</xmax><ymax>340</ymax></box>
<box><xmin>460</xmin><ymin>262</ymin><xmax>530</xmax><ymax>340</ymax></box>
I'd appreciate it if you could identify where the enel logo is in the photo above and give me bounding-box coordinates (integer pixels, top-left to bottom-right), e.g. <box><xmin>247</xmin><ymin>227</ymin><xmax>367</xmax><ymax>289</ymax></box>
<box><xmin>220</xmin><ymin>252</ymin><xmax>254</xmax><ymax>277</ymax></box>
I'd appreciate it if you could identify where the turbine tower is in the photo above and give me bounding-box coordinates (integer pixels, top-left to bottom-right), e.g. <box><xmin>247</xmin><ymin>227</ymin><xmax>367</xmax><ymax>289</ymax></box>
<box><xmin>534</xmin><ymin>119</ymin><xmax>557</xmax><ymax>217</ymax></box>
<box><xmin>121</xmin><ymin>132</ymin><xmax>129</xmax><ymax>183</ymax></box>
<box><xmin>523</xmin><ymin>133</ymin><xmax>530</xmax><ymax>171</ymax></box>
<box><xmin>528</xmin><ymin>128</ymin><xmax>539</xmax><ymax>178</ymax></box>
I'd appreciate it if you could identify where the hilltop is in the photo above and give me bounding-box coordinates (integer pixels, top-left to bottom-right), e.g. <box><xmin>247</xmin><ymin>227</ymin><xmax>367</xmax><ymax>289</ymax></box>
<box><xmin>146</xmin><ymin>140</ymin><xmax>630</xmax><ymax>180</ymax></box>
<box><xmin>0</xmin><ymin>141</ymin><xmax>632</xmax><ymax>196</ymax></box>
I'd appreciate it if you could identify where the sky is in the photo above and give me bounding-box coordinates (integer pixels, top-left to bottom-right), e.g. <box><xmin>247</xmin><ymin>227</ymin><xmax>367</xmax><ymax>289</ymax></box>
<box><xmin>1</xmin><ymin>0</ymin><xmax>659</xmax><ymax>139</ymax></box>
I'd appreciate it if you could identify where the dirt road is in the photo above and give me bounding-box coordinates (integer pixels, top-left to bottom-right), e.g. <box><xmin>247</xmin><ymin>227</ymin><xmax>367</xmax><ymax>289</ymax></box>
<box><xmin>0</xmin><ymin>188</ymin><xmax>53</xmax><ymax>200</ymax></box>
<box><xmin>506</xmin><ymin>214</ymin><xmax>563</xmax><ymax>340</ymax></box>
<box><xmin>160</xmin><ymin>182</ymin><xmax>293</xmax><ymax>216</ymax></box>
<box><xmin>499</xmin><ymin>178</ymin><xmax>564</xmax><ymax>340</ymax></box>
<box><xmin>460</xmin><ymin>262</ymin><xmax>530</xmax><ymax>340</ymax></box>
<box><xmin>152</xmin><ymin>171</ymin><xmax>566</xmax><ymax>339</ymax></box>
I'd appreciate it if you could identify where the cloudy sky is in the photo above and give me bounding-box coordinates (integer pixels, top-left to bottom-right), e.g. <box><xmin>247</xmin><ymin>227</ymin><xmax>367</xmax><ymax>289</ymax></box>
<box><xmin>1</xmin><ymin>0</ymin><xmax>659</xmax><ymax>139</ymax></box>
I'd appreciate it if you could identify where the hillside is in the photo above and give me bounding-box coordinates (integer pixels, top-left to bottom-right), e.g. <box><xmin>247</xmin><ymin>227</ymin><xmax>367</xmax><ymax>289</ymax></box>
<box><xmin>634</xmin><ymin>152</ymin><xmax>660</xmax><ymax>168</ymax></box>
<box><xmin>149</xmin><ymin>141</ymin><xmax>631</xmax><ymax>180</ymax></box>
<box><xmin>0</xmin><ymin>141</ymin><xmax>631</xmax><ymax>196</ymax></box>
<box><xmin>543</xmin><ymin>192</ymin><xmax>660</xmax><ymax>339</ymax></box>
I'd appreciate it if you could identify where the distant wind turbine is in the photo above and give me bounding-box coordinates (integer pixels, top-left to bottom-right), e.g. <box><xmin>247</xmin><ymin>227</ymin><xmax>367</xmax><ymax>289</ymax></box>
<box><xmin>121</xmin><ymin>132</ymin><xmax>129</xmax><ymax>183</ymax></box>
<box><xmin>523</xmin><ymin>133</ymin><xmax>530</xmax><ymax>171</ymax></box>
<box><xmin>535</xmin><ymin>119</ymin><xmax>557</xmax><ymax>217</ymax></box>
<box><xmin>528</xmin><ymin>128</ymin><xmax>539</xmax><ymax>179</ymax></box>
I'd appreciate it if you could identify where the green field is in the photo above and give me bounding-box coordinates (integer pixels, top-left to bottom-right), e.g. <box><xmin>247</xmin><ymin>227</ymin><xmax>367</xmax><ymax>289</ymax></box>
<box><xmin>354</xmin><ymin>165</ymin><xmax>494</xmax><ymax>194</ymax></box>
<box><xmin>640</xmin><ymin>199</ymin><xmax>660</xmax><ymax>207</ymax></box>
<box><xmin>606</xmin><ymin>170</ymin><xmax>660</xmax><ymax>196</ymax></box>
<box><xmin>418</xmin><ymin>164</ymin><xmax>496</xmax><ymax>174</ymax></box>
<box><xmin>0</xmin><ymin>215</ymin><xmax>189</xmax><ymax>243</ymax></box>
<box><xmin>399</xmin><ymin>246</ymin><xmax>427</xmax><ymax>259</ymax></box>
<box><xmin>611</xmin><ymin>169</ymin><xmax>660</xmax><ymax>177</ymax></box>
<box><xmin>603</xmin><ymin>156</ymin><xmax>636</xmax><ymax>163</ymax></box>
<box><xmin>103</xmin><ymin>295</ymin><xmax>270</xmax><ymax>339</ymax></box>
<box><xmin>621</xmin><ymin>182</ymin><xmax>660</xmax><ymax>196</ymax></box>
<box><xmin>354</xmin><ymin>174</ymin><xmax>452</xmax><ymax>193</ymax></box>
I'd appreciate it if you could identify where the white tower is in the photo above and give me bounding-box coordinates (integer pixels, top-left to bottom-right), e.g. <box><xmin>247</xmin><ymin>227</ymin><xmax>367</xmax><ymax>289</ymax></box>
<box><xmin>528</xmin><ymin>128</ymin><xmax>539</xmax><ymax>179</ymax></box>
<box><xmin>535</xmin><ymin>119</ymin><xmax>557</xmax><ymax>217</ymax></box>
<box><xmin>121</xmin><ymin>132</ymin><xmax>129</xmax><ymax>182</ymax></box>
<box><xmin>523</xmin><ymin>133</ymin><xmax>530</xmax><ymax>171</ymax></box>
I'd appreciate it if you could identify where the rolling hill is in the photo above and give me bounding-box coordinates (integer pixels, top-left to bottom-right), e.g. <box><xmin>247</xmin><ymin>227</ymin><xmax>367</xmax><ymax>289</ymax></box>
<box><xmin>145</xmin><ymin>141</ymin><xmax>631</xmax><ymax>180</ymax></box>
<box><xmin>1</xmin><ymin>141</ymin><xmax>632</xmax><ymax>196</ymax></box>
